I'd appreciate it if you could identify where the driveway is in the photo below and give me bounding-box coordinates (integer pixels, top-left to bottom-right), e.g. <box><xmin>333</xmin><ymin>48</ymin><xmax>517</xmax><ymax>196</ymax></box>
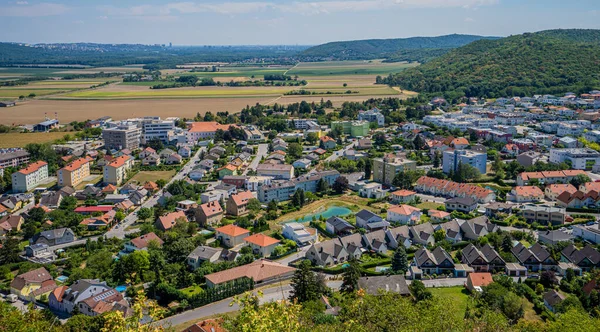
<box><xmin>325</xmin><ymin>141</ymin><xmax>356</xmax><ymax>162</ymax></box>
<box><xmin>276</xmin><ymin>245</ymin><xmax>310</xmax><ymax>266</ymax></box>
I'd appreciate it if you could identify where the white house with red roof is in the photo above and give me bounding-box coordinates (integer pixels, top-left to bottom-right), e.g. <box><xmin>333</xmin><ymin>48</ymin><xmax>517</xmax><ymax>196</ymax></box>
<box><xmin>387</xmin><ymin>205</ymin><xmax>422</xmax><ymax>225</ymax></box>
<box><xmin>244</xmin><ymin>233</ymin><xmax>281</xmax><ymax>257</ymax></box>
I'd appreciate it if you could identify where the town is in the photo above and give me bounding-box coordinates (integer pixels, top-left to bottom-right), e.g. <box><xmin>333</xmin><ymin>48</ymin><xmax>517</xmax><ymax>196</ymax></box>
<box><xmin>0</xmin><ymin>89</ymin><xmax>600</xmax><ymax>330</ymax></box>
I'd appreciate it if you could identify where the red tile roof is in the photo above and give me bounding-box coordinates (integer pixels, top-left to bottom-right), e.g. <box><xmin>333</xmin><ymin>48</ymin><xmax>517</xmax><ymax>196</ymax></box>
<box><xmin>130</xmin><ymin>232</ymin><xmax>163</xmax><ymax>249</ymax></box>
<box><xmin>157</xmin><ymin>211</ymin><xmax>188</xmax><ymax>230</ymax></box>
<box><xmin>244</xmin><ymin>233</ymin><xmax>280</xmax><ymax>247</ymax></box>
<box><xmin>205</xmin><ymin>259</ymin><xmax>294</xmax><ymax>285</ymax></box>
<box><xmin>391</xmin><ymin>189</ymin><xmax>416</xmax><ymax>197</ymax></box>
<box><xmin>107</xmin><ymin>155</ymin><xmax>132</xmax><ymax>168</ymax></box>
<box><xmin>199</xmin><ymin>201</ymin><xmax>223</xmax><ymax>217</ymax></box>
<box><xmin>388</xmin><ymin>204</ymin><xmax>421</xmax><ymax>216</ymax></box>
<box><xmin>188</xmin><ymin>122</ymin><xmax>231</xmax><ymax>133</ymax></box>
<box><xmin>62</xmin><ymin>158</ymin><xmax>90</xmax><ymax>172</ymax></box>
<box><xmin>18</xmin><ymin>161</ymin><xmax>47</xmax><ymax>175</ymax></box>
<box><xmin>514</xmin><ymin>186</ymin><xmax>544</xmax><ymax>198</ymax></box>
<box><xmin>230</xmin><ymin>191</ymin><xmax>254</xmax><ymax>207</ymax></box>
<box><xmin>74</xmin><ymin>206</ymin><xmax>114</xmax><ymax>213</ymax></box>
<box><xmin>468</xmin><ymin>272</ymin><xmax>493</xmax><ymax>287</ymax></box>
<box><xmin>215</xmin><ymin>224</ymin><xmax>250</xmax><ymax>237</ymax></box>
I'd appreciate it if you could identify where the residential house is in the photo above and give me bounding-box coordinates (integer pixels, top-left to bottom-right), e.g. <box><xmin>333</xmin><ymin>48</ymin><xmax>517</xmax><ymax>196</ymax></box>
<box><xmin>282</xmin><ymin>222</ymin><xmax>317</xmax><ymax>246</ymax></box>
<box><xmin>538</xmin><ymin>230</ymin><xmax>574</xmax><ymax>246</ymax></box>
<box><xmin>363</xmin><ymin>229</ymin><xmax>389</xmax><ymax>253</ymax></box>
<box><xmin>338</xmin><ymin>233</ymin><xmax>367</xmax><ymax>260</ymax></box>
<box><xmin>356</xmin><ymin>209</ymin><xmax>390</xmax><ymax>231</ymax></box>
<box><xmin>187</xmin><ymin>246</ymin><xmax>238</xmax><ymax>270</ymax></box>
<box><xmin>390</xmin><ymin>190</ymin><xmax>416</xmax><ymax>204</ymax></box>
<box><xmin>385</xmin><ymin>225</ymin><xmax>411</xmax><ymax>249</ymax></box>
<box><xmin>215</xmin><ymin>224</ymin><xmax>250</xmax><ymax>248</ymax></box>
<box><xmin>387</xmin><ymin>205</ymin><xmax>422</xmax><ymax>225</ymax></box>
<box><xmin>138</xmin><ymin>147</ymin><xmax>156</xmax><ymax>159</ymax></box>
<box><xmin>520</xmin><ymin>204</ymin><xmax>566</xmax><ymax>225</ymax></box>
<box><xmin>142</xmin><ymin>153</ymin><xmax>161</xmax><ymax>166</ymax></box>
<box><xmin>292</xmin><ymin>158</ymin><xmax>312</xmax><ymax>170</ymax></box>
<box><xmin>517</xmin><ymin>151</ymin><xmax>544</xmax><ymax>167</ymax></box>
<box><xmin>460</xmin><ymin>217</ymin><xmax>498</xmax><ymax>241</ymax></box>
<box><xmin>30</xmin><ymin>228</ymin><xmax>75</xmax><ymax>246</ymax></box>
<box><xmin>358</xmin><ymin>275</ymin><xmax>410</xmax><ymax>296</ymax></box>
<box><xmin>165</xmin><ymin>153</ymin><xmax>183</xmax><ymax>165</ymax></box>
<box><xmin>10</xmin><ymin>267</ymin><xmax>56</xmax><ymax>301</ymax></box>
<box><xmin>409</xmin><ymin>223</ymin><xmax>435</xmax><ymax>246</ymax></box>
<box><xmin>512</xmin><ymin>242</ymin><xmax>556</xmax><ymax>272</ymax></box>
<box><xmin>461</xmin><ymin>244</ymin><xmax>505</xmax><ymax>272</ymax></box>
<box><xmin>123</xmin><ymin>232</ymin><xmax>163</xmax><ymax>253</ymax></box>
<box><xmin>516</xmin><ymin>170</ymin><xmax>586</xmax><ymax>186</ymax></box>
<box><xmin>195</xmin><ymin>201</ymin><xmax>223</xmax><ymax>226</ymax></box>
<box><xmin>445</xmin><ymin>197</ymin><xmax>478</xmax><ymax>213</ymax></box>
<box><xmin>0</xmin><ymin>215</ymin><xmax>23</xmax><ymax>234</ymax></box>
<box><xmin>436</xmin><ymin>219</ymin><xmax>462</xmax><ymax>242</ymax></box>
<box><xmin>178</xmin><ymin>146</ymin><xmax>192</xmax><ymax>158</ymax></box>
<box><xmin>561</xmin><ymin>244</ymin><xmax>600</xmax><ymax>272</ymax></box>
<box><xmin>428</xmin><ymin>210</ymin><xmax>451</xmax><ymax>223</ymax></box>
<box><xmin>155</xmin><ymin>211</ymin><xmax>188</xmax><ymax>231</ymax></box>
<box><xmin>244</xmin><ymin>233</ymin><xmax>281</xmax><ymax>257</ymax></box>
<box><xmin>306</xmin><ymin>238</ymin><xmax>349</xmax><ymax>267</ymax></box>
<box><xmin>466</xmin><ymin>272</ymin><xmax>493</xmax><ymax>293</ymax></box>
<box><xmin>320</xmin><ymin>136</ymin><xmax>336</xmax><ymax>150</ymax></box>
<box><xmin>222</xmin><ymin>175</ymin><xmax>248</xmax><ymax>189</ymax></box>
<box><xmin>49</xmin><ymin>279</ymin><xmax>122</xmax><ymax>316</ymax></box>
<box><xmin>509</xmin><ymin>186</ymin><xmax>545</xmax><ymax>202</ymax></box>
<box><xmin>414</xmin><ymin>176</ymin><xmax>495</xmax><ymax>203</ymax></box>
<box><xmin>204</xmin><ymin>259</ymin><xmax>295</xmax><ymax>288</ymax></box>
<box><xmin>325</xmin><ymin>217</ymin><xmax>355</xmax><ymax>235</ymax></box>
<box><xmin>543</xmin><ymin>290</ymin><xmax>565</xmax><ymax>313</ymax></box>
<box><xmin>545</xmin><ymin>184</ymin><xmax>578</xmax><ymax>201</ymax></box>
<box><xmin>226</xmin><ymin>191</ymin><xmax>254</xmax><ymax>216</ymax></box>
<box><xmin>413</xmin><ymin>247</ymin><xmax>455</xmax><ymax>275</ymax></box>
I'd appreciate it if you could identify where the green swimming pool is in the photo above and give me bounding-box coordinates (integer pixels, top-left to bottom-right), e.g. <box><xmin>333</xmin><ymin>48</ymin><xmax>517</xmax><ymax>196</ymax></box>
<box><xmin>288</xmin><ymin>205</ymin><xmax>352</xmax><ymax>223</ymax></box>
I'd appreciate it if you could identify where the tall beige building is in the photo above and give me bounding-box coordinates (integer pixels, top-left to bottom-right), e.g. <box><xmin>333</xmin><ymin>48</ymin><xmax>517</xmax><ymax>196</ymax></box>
<box><xmin>103</xmin><ymin>155</ymin><xmax>134</xmax><ymax>185</ymax></box>
<box><xmin>373</xmin><ymin>155</ymin><xmax>417</xmax><ymax>186</ymax></box>
<box><xmin>58</xmin><ymin>157</ymin><xmax>91</xmax><ymax>187</ymax></box>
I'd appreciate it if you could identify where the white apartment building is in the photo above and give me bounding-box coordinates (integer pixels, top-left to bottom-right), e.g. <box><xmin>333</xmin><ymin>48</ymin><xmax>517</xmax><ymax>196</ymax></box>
<box><xmin>557</xmin><ymin>123</ymin><xmax>584</xmax><ymax>137</ymax></box>
<box><xmin>358</xmin><ymin>108</ymin><xmax>385</xmax><ymax>127</ymax></box>
<box><xmin>12</xmin><ymin>161</ymin><xmax>48</xmax><ymax>193</ymax></box>
<box><xmin>549</xmin><ymin>148</ymin><xmax>600</xmax><ymax>170</ymax></box>
<box><xmin>584</xmin><ymin>130</ymin><xmax>600</xmax><ymax>143</ymax></box>
<box><xmin>142</xmin><ymin>118</ymin><xmax>175</xmax><ymax>143</ymax></box>
<box><xmin>443</xmin><ymin>150</ymin><xmax>487</xmax><ymax>175</ymax></box>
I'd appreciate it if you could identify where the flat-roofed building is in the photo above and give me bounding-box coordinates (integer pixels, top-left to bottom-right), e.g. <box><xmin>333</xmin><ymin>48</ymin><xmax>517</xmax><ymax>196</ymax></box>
<box><xmin>102</xmin><ymin>123</ymin><xmax>142</xmax><ymax>151</ymax></box>
<box><xmin>373</xmin><ymin>154</ymin><xmax>417</xmax><ymax>186</ymax></box>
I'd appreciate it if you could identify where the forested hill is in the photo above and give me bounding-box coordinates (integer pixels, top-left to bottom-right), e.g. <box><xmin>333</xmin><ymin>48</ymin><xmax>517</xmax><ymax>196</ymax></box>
<box><xmin>301</xmin><ymin>34</ymin><xmax>498</xmax><ymax>62</ymax></box>
<box><xmin>381</xmin><ymin>29</ymin><xmax>600</xmax><ymax>99</ymax></box>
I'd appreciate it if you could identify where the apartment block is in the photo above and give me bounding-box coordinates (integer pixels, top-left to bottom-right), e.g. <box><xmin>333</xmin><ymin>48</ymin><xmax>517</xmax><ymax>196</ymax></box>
<box><xmin>102</xmin><ymin>123</ymin><xmax>142</xmax><ymax>151</ymax></box>
<box><xmin>549</xmin><ymin>148</ymin><xmax>600</xmax><ymax>170</ymax></box>
<box><xmin>331</xmin><ymin>120</ymin><xmax>370</xmax><ymax>137</ymax></box>
<box><xmin>521</xmin><ymin>204</ymin><xmax>566</xmax><ymax>226</ymax></box>
<box><xmin>373</xmin><ymin>155</ymin><xmax>417</xmax><ymax>186</ymax></box>
<box><xmin>442</xmin><ymin>150</ymin><xmax>487</xmax><ymax>175</ymax></box>
<box><xmin>12</xmin><ymin>161</ymin><xmax>48</xmax><ymax>193</ymax></box>
<box><xmin>358</xmin><ymin>108</ymin><xmax>385</xmax><ymax>127</ymax></box>
<box><xmin>142</xmin><ymin>118</ymin><xmax>175</xmax><ymax>143</ymax></box>
<box><xmin>103</xmin><ymin>155</ymin><xmax>134</xmax><ymax>185</ymax></box>
<box><xmin>0</xmin><ymin>150</ymin><xmax>30</xmax><ymax>168</ymax></box>
<box><xmin>58</xmin><ymin>158</ymin><xmax>91</xmax><ymax>188</ymax></box>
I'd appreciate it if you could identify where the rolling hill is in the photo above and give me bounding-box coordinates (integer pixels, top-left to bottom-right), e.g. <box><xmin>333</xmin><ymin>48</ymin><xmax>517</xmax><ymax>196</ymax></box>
<box><xmin>382</xmin><ymin>29</ymin><xmax>600</xmax><ymax>99</ymax></box>
<box><xmin>301</xmin><ymin>34</ymin><xmax>498</xmax><ymax>62</ymax></box>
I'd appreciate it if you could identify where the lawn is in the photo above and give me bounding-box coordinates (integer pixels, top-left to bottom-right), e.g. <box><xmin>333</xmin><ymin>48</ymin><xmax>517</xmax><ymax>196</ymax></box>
<box><xmin>416</xmin><ymin>202</ymin><xmax>444</xmax><ymax>210</ymax></box>
<box><xmin>0</xmin><ymin>132</ymin><xmax>74</xmax><ymax>148</ymax></box>
<box><xmin>180</xmin><ymin>284</ymin><xmax>204</xmax><ymax>297</ymax></box>
<box><xmin>429</xmin><ymin>287</ymin><xmax>471</xmax><ymax>320</ymax></box>
<box><xmin>127</xmin><ymin>170</ymin><xmax>176</xmax><ymax>185</ymax></box>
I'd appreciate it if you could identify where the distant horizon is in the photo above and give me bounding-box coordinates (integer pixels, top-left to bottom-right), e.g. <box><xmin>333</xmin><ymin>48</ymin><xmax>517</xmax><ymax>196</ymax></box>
<box><xmin>2</xmin><ymin>0</ymin><xmax>598</xmax><ymax>45</ymax></box>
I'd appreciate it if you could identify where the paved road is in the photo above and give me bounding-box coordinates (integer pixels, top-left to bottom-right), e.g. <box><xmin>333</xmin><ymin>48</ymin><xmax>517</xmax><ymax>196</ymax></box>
<box><xmin>325</xmin><ymin>141</ymin><xmax>356</xmax><ymax>162</ymax></box>
<box><xmin>45</xmin><ymin>147</ymin><xmax>205</xmax><ymax>251</ymax></box>
<box><xmin>154</xmin><ymin>276</ymin><xmax>479</xmax><ymax>328</ymax></box>
<box><xmin>243</xmin><ymin>143</ymin><xmax>268</xmax><ymax>175</ymax></box>
<box><xmin>416</xmin><ymin>193</ymin><xmax>446</xmax><ymax>204</ymax></box>
<box><xmin>106</xmin><ymin>146</ymin><xmax>205</xmax><ymax>239</ymax></box>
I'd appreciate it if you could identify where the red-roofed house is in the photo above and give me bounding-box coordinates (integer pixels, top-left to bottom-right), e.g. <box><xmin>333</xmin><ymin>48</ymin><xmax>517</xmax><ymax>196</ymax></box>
<box><xmin>226</xmin><ymin>191</ymin><xmax>255</xmax><ymax>216</ymax></box>
<box><xmin>58</xmin><ymin>158</ymin><xmax>91</xmax><ymax>188</ymax></box>
<box><xmin>215</xmin><ymin>224</ymin><xmax>250</xmax><ymax>247</ymax></box>
<box><xmin>466</xmin><ymin>272</ymin><xmax>493</xmax><ymax>293</ymax></box>
<box><xmin>12</xmin><ymin>161</ymin><xmax>48</xmax><ymax>192</ymax></box>
<box><xmin>74</xmin><ymin>205</ymin><xmax>114</xmax><ymax>214</ymax></box>
<box><xmin>155</xmin><ymin>211</ymin><xmax>188</xmax><ymax>231</ymax></box>
<box><xmin>387</xmin><ymin>205</ymin><xmax>422</xmax><ymax>225</ymax></box>
<box><xmin>450</xmin><ymin>137</ymin><xmax>469</xmax><ymax>149</ymax></box>
<box><xmin>196</xmin><ymin>201</ymin><xmax>223</xmax><ymax>226</ymax></box>
<box><xmin>204</xmin><ymin>259</ymin><xmax>295</xmax><ymax>288</ymax></box>
<box><xmin>320</xmin><ymin>136</ymin><xmax>337</xmax><ymax>150</ymax></box>
<box><xmin>516</xmin><ymin>170</ymin><xmax>586</xmax><ymax>186</ymax></box>
<box><xmin>428</xmin><ymin>210</ymin><xmax>451</xmax><ymax>223</ymax></box>
<box><xmin>510</xmin><ymin>186</ymin><xmax>544</xmax><ymax>202</ymax></box>
<box><xmin>124</xmin><ymin>232</ymin><xmax>163</xmax><ymax>252</ymax></box>
<box><xmin>10</xmin><ymin>267</ymin><xmax>56</xmax><ymax>301</ymax></box>
<box><xmin>545</xmin><ymin>184</ymin><xmax>577</xmax><ymax>201</ymax></box>
<box><xmin>390</xmin><ymin>190</ymin><xmax>416</xmax><ymax>204</ymax></box>
<box><xmin>244</xmin><ymin>233</ymin><xmax>281</xmax><ymax>257</ymax></box>
<box><xmin>183</xmin><ymin>319</ymin><xmax>226</xmax><ymax>332</ymax></box>
<box><xmin>186</xmin><ymin>122</ymin><xmax>232</xmax><ymax>143</ymax></box>
<box><xmin>502</xmin><ymin>144</ymin><xmax>520</xmax><ymax>157</ymax></box>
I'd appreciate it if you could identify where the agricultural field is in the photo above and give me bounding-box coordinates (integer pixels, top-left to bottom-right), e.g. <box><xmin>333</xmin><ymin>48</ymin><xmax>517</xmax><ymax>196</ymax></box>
<box><xmin>287</xmin><ymin>60</ymin><xmax>418</xmax><ymax>76</ymax></box>
<box><xmin>60</xmin><ymin>86</ymin><xmax>296</xmax><ymax>99</ymax></box>
<box><xmin>0</xmin><ymin>132</ymin><xmax>73</xmax><ymax>148</ymax></box>
<box><xmin>0</xmin><ymin>78</ymin><xmax>116</xmax><ymax>100</ymax></box>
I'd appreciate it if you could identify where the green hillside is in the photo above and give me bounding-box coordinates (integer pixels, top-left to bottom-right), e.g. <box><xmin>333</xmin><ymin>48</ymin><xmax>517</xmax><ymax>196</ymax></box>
<box><xmin>382</xmin><ymin>29</ymin><xmax>600</xmax><ymax>99</ymax></box>
<box><xmin>301</xmin><ymin>34</ymin><xmax>498</xmax><ymax>62</ymax></box>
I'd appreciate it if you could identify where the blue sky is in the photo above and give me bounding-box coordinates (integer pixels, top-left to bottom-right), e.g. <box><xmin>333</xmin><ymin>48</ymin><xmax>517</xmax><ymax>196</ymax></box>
<box><xmin>1</xmin><ymin>0</ymin><xmax>599</xmax><ymax>45</ymax></box>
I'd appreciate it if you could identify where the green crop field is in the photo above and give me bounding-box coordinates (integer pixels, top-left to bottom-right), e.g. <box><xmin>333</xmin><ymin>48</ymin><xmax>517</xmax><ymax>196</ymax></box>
<box><xmin>303</xmin><ymin>86</ymin><xmax>399</xmax><ymax>96</ymax></box>
<box><xmin>287</xmin><ymin>62</ymin><xmax>418</xmax><ymax>76</ymax></box>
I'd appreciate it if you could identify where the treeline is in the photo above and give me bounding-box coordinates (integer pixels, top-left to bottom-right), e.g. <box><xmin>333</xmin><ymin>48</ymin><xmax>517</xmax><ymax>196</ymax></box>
<box><xmin>264</xmin><ymin>74</ymin><xmax>292</xmax><ymax>81</ymax></box>
<box><xmin>383</xmin><ymin>29</ymin><xmax>600</xmax><ymax>99</ymax></box>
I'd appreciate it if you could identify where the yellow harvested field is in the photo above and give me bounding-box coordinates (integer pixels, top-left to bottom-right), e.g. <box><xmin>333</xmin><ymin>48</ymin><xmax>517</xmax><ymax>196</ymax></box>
<box><xmin>0</xmin><ymin>98</ymin><xmax>273</xmax><ymax>125</ymax></box>
<box><xmin>0</xmin><ymin>132</ymin><xmax>73</xmax><ymax>148</ymax></box>
<box><xmin>60</xmin><ymin>86</ymin><xmax>296</xmax><ymax>99</ymax></box>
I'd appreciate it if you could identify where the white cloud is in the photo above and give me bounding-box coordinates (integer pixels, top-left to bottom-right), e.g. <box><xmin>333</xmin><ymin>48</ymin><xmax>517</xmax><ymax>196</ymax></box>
<box><xmin>98</xmin><ymin>0</ymin><xmax>498</xmax><ymax>18</ymax></box>
<box><xmin>16</xmin><ymin>1</ymin><xmax>28</xmax><ymax>5</ymax></box>
<box><xmin>464</xmin><ymin>17</ymin><xmax>475</xmax><ymax>22</ymax></box>
<box><xmin>0</xmin><ymin>2</ymin><xmax>69</xmax><ymax>17</ymax></box>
